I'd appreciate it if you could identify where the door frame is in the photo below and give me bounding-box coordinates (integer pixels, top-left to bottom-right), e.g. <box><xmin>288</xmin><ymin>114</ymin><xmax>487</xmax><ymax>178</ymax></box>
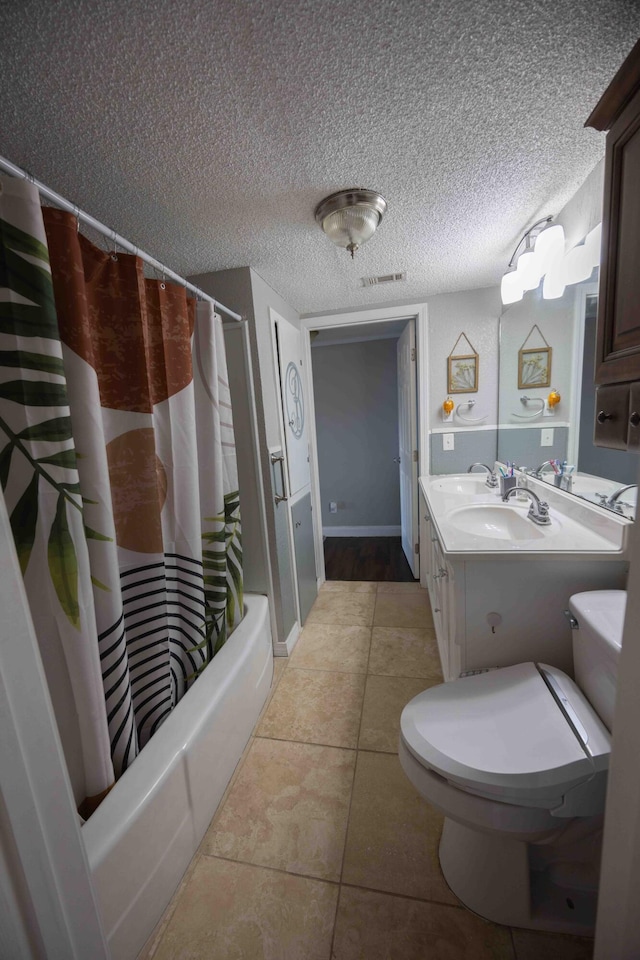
<box><xmin>300</xmin><ymin>302</ymin><xmax>429</xmax><ymax>584</ymax></box>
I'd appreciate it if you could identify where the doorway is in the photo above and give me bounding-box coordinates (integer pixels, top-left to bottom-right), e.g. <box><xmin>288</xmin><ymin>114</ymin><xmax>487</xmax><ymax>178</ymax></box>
<box><xmin>301</xmin><ymin>304</ymin><xmax>429</xmax><ymax>585</ymax></box>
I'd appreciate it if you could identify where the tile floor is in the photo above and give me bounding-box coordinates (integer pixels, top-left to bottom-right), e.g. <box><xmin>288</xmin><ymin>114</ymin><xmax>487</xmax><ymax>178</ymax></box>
<box><xmin>140</xmin><ymin>581</ymin><xmax>594</xmax><ymax>960</ymax></box>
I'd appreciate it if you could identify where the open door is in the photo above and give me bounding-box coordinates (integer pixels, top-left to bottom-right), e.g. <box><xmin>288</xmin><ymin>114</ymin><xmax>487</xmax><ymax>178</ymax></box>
<box><xmin>271</xmin><ymin>310</ymin><xmax>318</xmax><ymax>625</ymax></box>
<box><xmin>397</xmin><ymin>320</ymin><xmax>419</xmax><ymax>577</ymax></box>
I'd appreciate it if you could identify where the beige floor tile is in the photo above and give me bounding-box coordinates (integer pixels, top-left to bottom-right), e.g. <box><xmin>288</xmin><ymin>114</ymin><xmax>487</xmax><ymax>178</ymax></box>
<box><xmin>204</xmin><ymin>738</ymin><xmax>355</xmax><ymax>882</ymax></box>
<box><xmin>289</xmin><ymin>623</ymin><xmax>371</xmax><ymax>674</ymax></box>
<box><xmin>369</xmin><ymin>626</ymin><xmax>443</xmax><ymax>679</ymax></box>
<box><xmin>151</xmin><ymin>857</ymin><xmax>338</xmax><ymax>960</ymax></box>
<box><xmin>306</xmin><ymin>591</ymin><xmax>376</xmax><ymax>626</ymax></box>
<box><xmin>376</xmin><ymin>581</ymin><xmax>422</xmax><ymax>593</ymax></box>
<box><xmin>257</xmin><ymin>668</ymin><xmax>366</xmax><ymax>748</ymax></box>
<box><xmin>332</xmin><ymin>886</ymin><xmax>514</xmax><ymax>960</ymax></box>
<box><xmin>373</xmin><ymin>591</ymin><xmax>434</xmax><ymax>628</ymax></box>
<box><xmin>342</xmin><ymin>751</ymin><xmax>457</xmax><ymax>903</ymax></box>
<box><xmin>511</xmin><ymin>929</ymin><xmax>593</xmax><ymax>960</ymax></box>
<box><xmin>358</xmin><ymin>675</ymin><xmax>433</xmax><ymax>753</ymax></box>
<box><xmin>321</xmin><ymin>580</ymin><xmax>377</xmax><ymax>593</ymax></box>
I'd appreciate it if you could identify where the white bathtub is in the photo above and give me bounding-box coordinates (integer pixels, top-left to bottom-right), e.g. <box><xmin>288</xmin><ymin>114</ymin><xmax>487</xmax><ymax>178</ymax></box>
<box><xmin>82</xmin><ymin>593</ymin><xmax>273</xmax><ymax>960</ymax></box>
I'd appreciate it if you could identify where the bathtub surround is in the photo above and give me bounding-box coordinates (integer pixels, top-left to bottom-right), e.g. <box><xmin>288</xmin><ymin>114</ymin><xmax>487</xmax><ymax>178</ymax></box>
<box><xmin>84</xmin><ymin>594</ymin><xmax>272</xmax><ymax>960</ymax></box>
<box><xmin>140</xmin><ymin>582</ymin><xmax>593</xmax><ymax>960</ymax></box>
<box><xmin>0</xmin><ymin>177</ymin><xmax>243</xmax><ymax>812</ymax></box>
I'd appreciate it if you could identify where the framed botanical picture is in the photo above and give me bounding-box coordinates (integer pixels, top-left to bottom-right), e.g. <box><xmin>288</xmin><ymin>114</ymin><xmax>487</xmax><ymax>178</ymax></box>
<box><xmin>518</xmin><ymin>346</ymin><xmax>552</xmax><ymax>389</ymax></box>
<box><xmin>447</xmin><ymin>352</ymin><xmax>478</xmax><ymax>393</ymax></box>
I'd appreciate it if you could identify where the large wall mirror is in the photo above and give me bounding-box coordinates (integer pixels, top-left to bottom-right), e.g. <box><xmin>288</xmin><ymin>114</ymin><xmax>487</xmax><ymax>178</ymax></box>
<box><xmin>498</xmin><ymin>278</ymin><xmax>637</xmax><ymax>520</ymax></box>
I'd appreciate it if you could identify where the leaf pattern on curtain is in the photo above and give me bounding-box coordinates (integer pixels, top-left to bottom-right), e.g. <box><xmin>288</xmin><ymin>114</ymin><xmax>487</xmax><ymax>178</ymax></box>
<box><xmin>0</xmin><ymin>177</ymin><xmax>243</xmax><ymax>814</ymax></box>
<box><xmin>0</xmin><ymin>177</ymin><xmax>115</xmax><ymax>811</ymax></box>
<box><xmin>42</xmin><ymin>208</ymin><xmax>244</xmax><ymax>776</ymax></box>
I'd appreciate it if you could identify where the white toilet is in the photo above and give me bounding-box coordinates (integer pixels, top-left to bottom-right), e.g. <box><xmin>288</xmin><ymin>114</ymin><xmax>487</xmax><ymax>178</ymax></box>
<box><xmin>399</xmin><ymin>589</ymin><xmax>626</xmax><ymax>935</ymax></box>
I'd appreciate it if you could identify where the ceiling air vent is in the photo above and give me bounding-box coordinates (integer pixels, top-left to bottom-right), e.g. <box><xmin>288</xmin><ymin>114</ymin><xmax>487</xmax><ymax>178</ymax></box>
<box><xmin>360</xmin><ymin>271</ymin><xmax>406</xmax><ymax>288</ymax></box>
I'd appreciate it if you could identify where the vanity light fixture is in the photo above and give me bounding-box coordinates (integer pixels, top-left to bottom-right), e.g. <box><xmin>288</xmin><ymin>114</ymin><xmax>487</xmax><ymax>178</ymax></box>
<box><xmin>501</xmin><ymin>217</ymin><xmax>564</xmax><ymax>305</ymax></box>
<box><xmin>315</xmin><ymin>188</ymin><xmax>387</xmax><ymax>258</ymax></box>
<box><xmin>501</xmin><ymin>218</ymin><xmax>602</xmax><ymax>305</ymax></box>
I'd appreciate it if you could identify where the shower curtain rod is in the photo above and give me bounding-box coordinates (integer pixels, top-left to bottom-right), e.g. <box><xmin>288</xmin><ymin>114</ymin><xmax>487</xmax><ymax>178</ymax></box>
<box><xmin>0</xmin><ymin>155</ymin><xmax>243</xmax><ymax>322</ymax></box>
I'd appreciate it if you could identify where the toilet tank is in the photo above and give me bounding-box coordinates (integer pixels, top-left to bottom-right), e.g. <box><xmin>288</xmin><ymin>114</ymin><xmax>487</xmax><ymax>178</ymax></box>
<box><xmin>568</xmin><ymin>590</ymin><xmax>626</xmax><ymax>732</ymax></box>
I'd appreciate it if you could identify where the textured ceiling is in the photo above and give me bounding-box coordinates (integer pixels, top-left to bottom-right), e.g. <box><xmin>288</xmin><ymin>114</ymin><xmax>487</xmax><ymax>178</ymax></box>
<box><xmin>0</xmin><ymin>1</ymin><xmax>638</xmax><ymax>315</ymax></box>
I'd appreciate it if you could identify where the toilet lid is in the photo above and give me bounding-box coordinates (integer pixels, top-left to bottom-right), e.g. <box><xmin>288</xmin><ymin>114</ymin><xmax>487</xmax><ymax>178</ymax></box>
<box><xmin>400</xmin><ymin>662</ymin><xmax>609</xmax><ymax>806</ymax></box>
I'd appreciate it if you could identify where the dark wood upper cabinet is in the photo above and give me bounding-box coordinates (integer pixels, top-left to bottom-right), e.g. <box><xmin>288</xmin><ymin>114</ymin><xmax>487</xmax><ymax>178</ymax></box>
<box><xmin>586</xmin><ymin>39</ymin><xmax>640</xmax><ymax>386</ymax></box>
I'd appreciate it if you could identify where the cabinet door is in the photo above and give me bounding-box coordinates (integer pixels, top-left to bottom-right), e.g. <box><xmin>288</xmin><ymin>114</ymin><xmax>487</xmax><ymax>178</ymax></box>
<box><xmin>419</xmin><ymin>489</ymin><xmax>432</xmax><ymax>591</ymax></box>
<box><xmin>595</xmin><ymin>85</ymin><xmax>640</xmax><ymax>384</ymax></box>
<box><xmin>594</xmin><ymin>383</ymin><xmax>630</xmax><ymax>449</ymax></box>
<box><xmin>628</xmin><ymin>383</ymin><xmax>640</xmax><ymax>450</ymax></box>
<box><xmin>290</xmin><ymin>492</ymin><xmax>317</xmax><ymax>625</ymax></box>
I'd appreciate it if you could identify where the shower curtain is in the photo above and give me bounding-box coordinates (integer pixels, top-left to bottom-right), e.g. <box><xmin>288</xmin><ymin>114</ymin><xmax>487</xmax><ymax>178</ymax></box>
<box><xmin>0</xmin><ymin>176</ymin><xmax>242</xmax><ymax>816</ymax></box>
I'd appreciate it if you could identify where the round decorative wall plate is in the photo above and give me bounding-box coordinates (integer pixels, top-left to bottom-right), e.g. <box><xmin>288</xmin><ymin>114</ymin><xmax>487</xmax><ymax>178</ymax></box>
<box><xmin>285</xmin><ymin>361</ymin><xmax>304</xmax><ymax>438</ymax></box>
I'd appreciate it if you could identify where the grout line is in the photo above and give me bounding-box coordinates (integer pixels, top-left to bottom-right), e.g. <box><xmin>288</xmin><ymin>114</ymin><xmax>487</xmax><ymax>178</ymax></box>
<box><xmin>253</xmin><ymin>733</ymin><xmax>360</xmax><ymax>752</ymax></box>
<box><xmin>338</xmin><ymin>878</ymin><xmax>467</xmax><ymax>910</ymax></box>
<box><xmin>198</xmin><ymin>851</ymin><xmax>342</xmax><ymax>887</ymax></box>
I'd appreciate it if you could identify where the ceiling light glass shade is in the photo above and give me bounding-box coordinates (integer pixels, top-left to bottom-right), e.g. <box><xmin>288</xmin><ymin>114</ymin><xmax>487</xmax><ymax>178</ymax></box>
<box><xmin>543</xmin><ymin>260</ymin><xmax>566</xmax><ymax>299</ymax></box>
<box><xmin>562</xmin><ymin>243</ymin><xmax>593</xmax><ymax>286</ymax></box>
<box><xmin>516</xmin><ymin>248</ymin><xmax>543</xmax><ymax>291</ymax></box>
<box><xmin>533</xmin><ymin>224</ymin><xmax>565</xmax><ymax>275</ymax></box>
<box><xmin>315</xmin><ymin>189</ymin><xmax>387</xmax><ymax>258</ymax></box>
<box><xmin>501</xmin><ymin>269</ymin><xmax>524</xmax><ymax>305</ymax></box>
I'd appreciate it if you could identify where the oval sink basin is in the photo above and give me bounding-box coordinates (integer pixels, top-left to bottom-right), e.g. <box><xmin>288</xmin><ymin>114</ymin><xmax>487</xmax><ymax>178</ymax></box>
<box><xmin>446</xmin><ymin>504</ymin><xmax>559</xmax><ymax>541</ymax></box>
<box><xmin>430</xmin><ymin>475</ymin><xmax>496</xmax><ymax>496</ymax></box>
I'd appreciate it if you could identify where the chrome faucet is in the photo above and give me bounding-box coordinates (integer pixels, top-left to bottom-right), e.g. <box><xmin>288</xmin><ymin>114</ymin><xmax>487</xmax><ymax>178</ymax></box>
<box><xmin>531</xmin><ymin>461</ymin><xmax>555</xmax><ymax>478</ymax></box>
<box><xmin>605</xmin><ymin>484</ymin><xmax>638</xmax><ymax>514</ymax></box>
<box><xmin>467</xmin><ymin>463</ymin><xmax>498</xmax><ymax>488</ymax></box>
<box><xmin>503</xmin><ymin>485</ymin><xmax>551</xmax><ymax>525</ymax></box>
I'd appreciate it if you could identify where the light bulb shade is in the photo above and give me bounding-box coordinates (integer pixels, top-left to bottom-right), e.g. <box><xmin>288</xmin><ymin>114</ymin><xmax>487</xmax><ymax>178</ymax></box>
<box><xmin>517</xmin><ymin>250</ymin><xmax>542</xmax><ymax>291</ymax></box>
<box><xmin>562</xmin><ymin>243</ymin><xmax>592</xmax><ymax>285</ymax></box>
<box><xmin>501</xmin><ymin>269</ymin><xmax>523</xmax><ymax>305</ymax></box>
<box><xmin>543</xmin><ymin>261</ymin><xmax>565</xmax><ymax>300</ymax></box>
<box><xmin>533</xmin><ymin>224</ymin><xmax>565</xmax><ymax>275</ymax></box>
<box><xmin>315</xmin><ymin>189</ymin><xmax>386</xmax><ymax>255</ymax></box>
<box><xmin>320</xmin><ymin>205</ymin><xmax>380</xmax><ymax>250</ymax></box>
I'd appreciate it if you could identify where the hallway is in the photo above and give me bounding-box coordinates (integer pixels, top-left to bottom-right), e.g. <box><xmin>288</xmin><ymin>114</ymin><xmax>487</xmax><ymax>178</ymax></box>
<box><xmin>140</xmin><ymin>582</ymin><xmax>593</xmax><ymax>959</ymax></box>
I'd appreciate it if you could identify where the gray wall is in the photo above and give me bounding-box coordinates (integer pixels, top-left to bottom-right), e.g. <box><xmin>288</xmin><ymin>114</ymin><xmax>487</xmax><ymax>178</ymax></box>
<box><xmin>430</xmin><ymin>429</ymin><xmax>498</xmax><ymax>475</ymax></box>
<box><xmin>312</xmin><ymin>338</ymin><xmax>401</xmax><ymax>529</ymax></box>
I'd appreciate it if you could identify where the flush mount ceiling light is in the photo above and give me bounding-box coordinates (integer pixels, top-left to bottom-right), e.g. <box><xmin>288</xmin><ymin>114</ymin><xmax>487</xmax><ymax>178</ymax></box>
<box><xmin>315</xmin><ymin>188</ymin><xmax>387</xmax><ymax>258</ymax></box>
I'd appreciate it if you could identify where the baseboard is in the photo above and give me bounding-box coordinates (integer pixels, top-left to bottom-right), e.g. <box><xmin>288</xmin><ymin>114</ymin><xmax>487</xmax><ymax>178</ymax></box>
<box><xmin>322</xmin><ymin>525</ymin><xmax>402</xmax><ymax>537</ymax></box>
<box><xmin>272</xmin><ymin>620</ymin><xmax>300</xmax><ymax>657</ymax></box>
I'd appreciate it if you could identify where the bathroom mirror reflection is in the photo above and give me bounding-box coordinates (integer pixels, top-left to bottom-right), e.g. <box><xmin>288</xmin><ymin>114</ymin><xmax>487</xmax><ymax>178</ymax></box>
<box><xmin>498</xmin><ymin>280</ymin><xmax>637</xmax><ymax>519</ymax></box>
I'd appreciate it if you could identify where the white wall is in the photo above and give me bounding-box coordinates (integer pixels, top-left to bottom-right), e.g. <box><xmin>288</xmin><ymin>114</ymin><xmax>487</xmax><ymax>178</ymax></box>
<box><xmin>428</xmin><ymin>286</ymin><xmax>501</xmax><ymax>432</ymax></box>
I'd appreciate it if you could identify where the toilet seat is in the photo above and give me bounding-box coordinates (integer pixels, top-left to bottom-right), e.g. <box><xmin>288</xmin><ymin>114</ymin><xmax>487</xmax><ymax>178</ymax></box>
<box><xmin>400</xmin><ymin>662</ymin><xmax>610</xmax><ymax>814</ymax></box>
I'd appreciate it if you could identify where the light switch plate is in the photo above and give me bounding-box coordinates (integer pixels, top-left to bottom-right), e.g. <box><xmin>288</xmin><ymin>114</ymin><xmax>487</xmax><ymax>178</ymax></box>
<box><xmin>541</xmin><ymin>428</ymin><xmax>554</xmax><ymax>447</ymax></box>
<box><xmin>443</xmin><ymin>433</ymin><xmax>454</xmax><ymax>451</ymax></box>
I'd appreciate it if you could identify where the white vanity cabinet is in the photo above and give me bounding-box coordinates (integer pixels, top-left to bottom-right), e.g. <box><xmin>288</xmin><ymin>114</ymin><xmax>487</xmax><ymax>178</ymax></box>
<box><xmin>420</xmin><ymin>477</ymin><xmax>629</xmax><ymax>682</ymax></box>
<box><xmin>419</xmin><ymin>487</ymin><xmax>460</xmax><ymax>679</ymax></box>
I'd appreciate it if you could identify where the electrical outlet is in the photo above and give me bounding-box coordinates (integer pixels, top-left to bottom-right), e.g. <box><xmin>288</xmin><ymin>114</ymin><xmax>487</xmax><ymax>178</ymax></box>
<box><xmin>541</xmin><ymin>428</ymin><xmax>554</xmax><ymax>447</ymax></box>
<box><xmin>329</xmin><ymin>501</ymin><xmax>337</xmax><ymax>513</ymax></box>
<box><xmin>442</xmin><ymin>433</ymin><xmax>454</xmax><ymax>451</ymax></box>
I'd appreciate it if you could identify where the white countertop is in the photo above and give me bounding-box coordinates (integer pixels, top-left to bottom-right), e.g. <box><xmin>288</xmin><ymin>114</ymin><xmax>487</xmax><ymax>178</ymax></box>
<box><xmin>421</xmin><ymin>473</ymin><xmax>630</xmax><ymax>559</ymax></box>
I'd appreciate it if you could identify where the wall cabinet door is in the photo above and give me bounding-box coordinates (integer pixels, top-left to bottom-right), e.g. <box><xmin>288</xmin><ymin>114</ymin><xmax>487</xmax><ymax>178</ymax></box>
<box><xmin>586</xmin><ymin>39</ymin><xmax>640</xmax><ymax>449</ymax></box>
<box><xmin>595</xmin><ymin>82</ymin><xmax>640</xmax><ymax>385</ymax></box>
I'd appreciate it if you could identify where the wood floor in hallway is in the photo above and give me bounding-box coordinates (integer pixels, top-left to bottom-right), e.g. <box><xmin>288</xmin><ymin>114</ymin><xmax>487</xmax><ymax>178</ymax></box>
<box><xmin>323</xmin><ymin>535</ymin><xmax>416</xmax><ymax>582</ymax></box>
